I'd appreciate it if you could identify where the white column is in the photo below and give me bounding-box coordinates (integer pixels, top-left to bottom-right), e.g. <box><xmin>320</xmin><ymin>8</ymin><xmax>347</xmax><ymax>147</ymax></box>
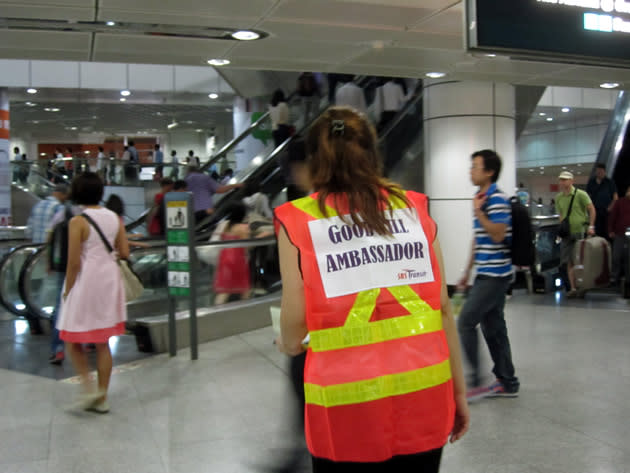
<box><xmin>232</xmin><ymin>96</ymin><xmax>272</xmax><ymax>172</ymax></box>
<box><xmin>0</xmin><ymin>88</ymin><xmax>11</xmax><ymax>226</ymax></box>
<box><xmin>423</xmin><ymin>80</ymin><xmax>516</xmax><ymax>285</ymax></box>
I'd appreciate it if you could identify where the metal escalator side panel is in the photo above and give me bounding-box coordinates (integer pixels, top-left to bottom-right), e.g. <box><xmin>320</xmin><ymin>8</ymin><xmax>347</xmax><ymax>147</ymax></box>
<box><xmin>0</xmin><ymin>244</ymin><xmax>41</xmax><ymax>316</ymax></box>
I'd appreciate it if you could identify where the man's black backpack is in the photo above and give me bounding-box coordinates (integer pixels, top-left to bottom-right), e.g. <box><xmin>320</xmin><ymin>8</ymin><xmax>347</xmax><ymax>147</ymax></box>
<box><xmin>509</xmin><ymin>197</ymin><xmax>535</xmax><ymax>267</ymax></box>
<box><xmin>48</xmin><ymin>205</ymin><xmax>73</xmax><ymax>272</ymax></box>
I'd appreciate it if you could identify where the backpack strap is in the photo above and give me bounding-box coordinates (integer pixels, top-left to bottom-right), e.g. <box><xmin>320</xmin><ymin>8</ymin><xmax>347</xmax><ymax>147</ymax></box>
<box><xmin>81</xmin><ymin>213</ymin><xmax>114</xmax><ymax>253</ymax></box>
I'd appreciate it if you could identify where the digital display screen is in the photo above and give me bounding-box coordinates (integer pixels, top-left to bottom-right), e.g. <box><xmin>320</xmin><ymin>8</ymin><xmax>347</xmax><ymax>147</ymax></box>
<box><xmin>467</xmin><ymin>0</ymin><xmax>630</xmax><ymax>66</ymax></box>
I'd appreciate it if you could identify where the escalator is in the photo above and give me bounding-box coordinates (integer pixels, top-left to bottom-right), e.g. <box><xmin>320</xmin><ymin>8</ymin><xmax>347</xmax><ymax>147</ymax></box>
<box><xmin>6</xmin><ymin>80</ymin><xmax>428</xmax><ymax>351</ymax></box>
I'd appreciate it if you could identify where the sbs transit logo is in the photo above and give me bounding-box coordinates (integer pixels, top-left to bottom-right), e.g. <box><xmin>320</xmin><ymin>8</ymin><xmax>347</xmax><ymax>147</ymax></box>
<box><xmin>397</xmin><ymin>268</ymin><xmax>425</xmax><ymax>280</ymax></box>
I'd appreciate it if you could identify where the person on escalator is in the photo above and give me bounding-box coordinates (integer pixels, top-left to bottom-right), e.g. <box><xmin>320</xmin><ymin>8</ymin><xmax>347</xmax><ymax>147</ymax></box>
<box><xmin>374</xmin><ymin>78</ymin><xmax>406</xmax><ymax>132</ymax></box>
<box><xmin>213</xmin><ymin>202</ymin><xmax>252</xmax><ymax>305</ymax></box>
<box><xmin>148</xmin><ymin>178</ymin><xmax>174</xmax><ymax>237</ymax></box>
<box><xmin>269</xmin><ymin>89</ymin><xmax>292</xmax><ymax>148</ymax></box>
<box><xmin>185</xmin><ymin>166</ymin><xmax>244</xmax><ymax>223</ymax></box>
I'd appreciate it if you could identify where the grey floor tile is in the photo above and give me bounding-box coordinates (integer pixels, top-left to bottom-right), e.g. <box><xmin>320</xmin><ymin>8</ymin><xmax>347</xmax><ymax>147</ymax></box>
<box><xmin>0</xmin><ymin>426</ymin><xmax>50</xmax><ymax>464</ymax></box>
<box><xmin>1</xmin><ymin>460</ymin><xmax>49</xmax><ymax>473</ymax></box>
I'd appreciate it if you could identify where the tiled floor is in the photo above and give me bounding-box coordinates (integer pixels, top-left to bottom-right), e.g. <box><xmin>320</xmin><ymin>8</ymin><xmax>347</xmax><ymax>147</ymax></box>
<box><xmin>0</xmin><ymin>290</ymin><xmax>629</xmax><ymax>472</ymax></box>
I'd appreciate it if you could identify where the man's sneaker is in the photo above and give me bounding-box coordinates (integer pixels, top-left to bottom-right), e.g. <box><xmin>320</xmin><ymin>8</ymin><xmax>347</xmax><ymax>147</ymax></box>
<box><xmin>48</xmin><ymin>351</ymin><xmax>64</xmax><ymax>365</ymax></box>
<box><xmin>466</xmin><ymin>385</ymin><xmax>491</xmax><ymax>402</ymax></box>
<box><xmin>486</xmin><ymin>380</ymin><xmax>519</xmax><ymax>398</ymax></box>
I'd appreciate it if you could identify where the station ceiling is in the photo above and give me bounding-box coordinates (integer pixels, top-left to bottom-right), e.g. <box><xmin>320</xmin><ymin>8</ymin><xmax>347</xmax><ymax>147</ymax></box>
<box><xmin>0</xmin><ymin>0</ymin><xmax>629</xmax><ymax>88</ymax></box>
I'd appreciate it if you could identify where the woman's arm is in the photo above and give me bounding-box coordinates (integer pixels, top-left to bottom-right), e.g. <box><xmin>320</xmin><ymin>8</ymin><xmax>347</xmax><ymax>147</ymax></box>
<box><xmin>434</xmin><ymin>238</ymin><xmax>470</xmax><ymax>442</ymax></box>
<box><xmin>276</xmin><ymin>225</ymin><xmax>307</xmax><ymax>356</ymax></box>
<box><xmin>115</xmin><ymin>218</ymin><xmax>131</xmax><ymax>259</ymax></box>
<box><xmin>63</xmin><ymin>216</ymin><xmax>87</xmax><ymax>298</ymax></box>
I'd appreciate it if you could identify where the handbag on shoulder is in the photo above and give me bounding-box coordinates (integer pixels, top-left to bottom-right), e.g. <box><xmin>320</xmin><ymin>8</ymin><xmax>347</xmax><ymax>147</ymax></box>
<box><xmin>82</xmin><ymin>213</ymin><xmax>144</xmax><ymax>302</ymax></box>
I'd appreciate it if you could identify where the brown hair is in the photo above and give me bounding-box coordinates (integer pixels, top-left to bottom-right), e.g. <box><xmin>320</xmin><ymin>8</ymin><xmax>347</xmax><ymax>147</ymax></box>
<box><xmin>305</xmin><ymin>106</ymin><xmax>409</xmax><ymax>236</ymax></box>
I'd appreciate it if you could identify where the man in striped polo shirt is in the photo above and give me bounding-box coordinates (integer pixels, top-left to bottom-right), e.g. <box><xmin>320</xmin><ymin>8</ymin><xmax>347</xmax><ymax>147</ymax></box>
<box><xmin>457</xmin><ymin>149</ymin><xmax>520</xmax><ymax>400</ymax></box>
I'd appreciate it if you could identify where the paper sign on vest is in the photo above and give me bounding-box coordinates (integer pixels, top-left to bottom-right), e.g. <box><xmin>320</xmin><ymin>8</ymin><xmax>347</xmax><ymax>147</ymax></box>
<box><xmin>308</xmin><ymin>208</ymin><xmax>434</xmax><ymax>298</ymax></box>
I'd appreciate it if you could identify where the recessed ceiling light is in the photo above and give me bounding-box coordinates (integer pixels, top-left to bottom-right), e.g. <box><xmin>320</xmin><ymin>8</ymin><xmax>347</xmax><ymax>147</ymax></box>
<box><xmin>155</xmin><ymin>112</ymin><xmax>162</xmax><ymax>116</ymax></box>
<box><xmin>562</xmin><ymin>166</ymin><xmax>567</xmax><ymax>169</ymax></box>
<box><xmin>70</xmin><ymin>126</ymin><xmax>77</xmax><ymax>130</ymax></box>
<box><xmin>186</xmin><ymin>120</ymin><xmax>194</xmax><ymax>124</ymax></box>
<box><xmin>25</xmin><ymin>102</ymin><xmax>36</xmax><ymax>106</ymax></box>
<box><xmin>27</xmin><ymin>88</ymin><xmax>37</xmax><ymax>94</ymax></box>
<box><xmin>529</xmin><ymin>169</ymin><xmax>534</xmax><ymax>172</ymax></box>
<box><xmin>539</xmin><ymin>112</ymin><xmax>546</xmax><ymax>116</ymax></box>
<box><xmin>196</xmin><ymin>129</ymin><xmax>203</xmax><ymax>132</ymax></box>
<box><xmin>40</xmin><ymin>153</ymin><xmax>46</xmax><ymax>156</ymax></box>
<box><xmin>600</xmin><ymin>82</ymin><xmax>619</xmax><ymax>89</ymax></box>
<box><xmin>546</xmin><ymin>117</ymin><xmax>553</xmax><ymax>121</ymax></box>
<box><xmin>92</xmin><ymin>115</ymin><xmax>98</xmax><ymax>119</ymax></box>
<box><xmin>120</xmin><ymin>90</ymin><xmax>131</xmax><ymax>96</ymax></box>
<box><xmin>120</xmin><ymin>98</ymin><xmax>126</xmax><ymax>102</ymax></box>
<box><xmin>540</xmin><ymin>171</ymin><xmax>544</xmax><ymax>174</ymax></box>
<box><xmin>207</xmin><ymin>59</ymin><xmax>230</xmax><ymax>66</ymax></box>
<box><xmin>106</xmin><ymin>21</ymin><xmax>116</xmax><ymax>26</ymax></box>
<box><xmin>44</xmin><ymin>107</ymin><xmax>51</xmax><ymax>111</ymax></box>
<box><xmin>84</xmin><ymin>150</ymin><xmax>90</xmax><ymax>154</ymax></box>
<box><xmin>231</xmin><ymin>30</ymin><xmax>260</xmax><ymax>41</ymax></box>
<box><xmin>208</xmin><ymin>93</ymin><xmax>219</xmax><ymax>99</ymax></box>
<box><xmin>32</xmin><ymin>120</ymin><xmax>39</xmax><ymax>124</ymax></box>
<box><xmin>577</xmin><ymin>163</ymin><xmax>582</xmax><ymax>167</ymax></box>
<box><xmin>225</xmin><ymin>107</ymin><xmax>232</xmax><ymax>112</ymax></box>
<box><xmin>561</xmin><ymin>107</ymin><xmax>570</xmax><ymax>113</ymax></box>
<box><xmin>485</xmin><ymin>54</ymin><xmax>497</xmax><ymax>57</ymax></box>
<box><xmin>167</xmin><ymin>121</ymin><xmax>178</xmax><ymax>129</ymax></box>
<box><xmin>425</xmin><ymin>72</ymin><xmax>446</xmax><ymax>79</ymax></box>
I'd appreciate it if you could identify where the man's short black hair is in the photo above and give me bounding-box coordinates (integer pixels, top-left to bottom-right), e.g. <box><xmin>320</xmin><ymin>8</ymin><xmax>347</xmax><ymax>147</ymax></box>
<box><xmin>71</xmin><ymin>172</ymin><xmax>103</xmax><ymax>205</ymax></box>
<box><xmin>173</xmin><ymin>180</ymin><xmax>187</xmax><ymax>191</ymax></box>
<box><xmin>471</xmin><ymin>149</ymin><xmax>502</xmax><ymax>183</ymax></box>
<box><xmin>595</xmin><ymin>163</ymin><xmax>606</xmax><ymax>170</ymax></box>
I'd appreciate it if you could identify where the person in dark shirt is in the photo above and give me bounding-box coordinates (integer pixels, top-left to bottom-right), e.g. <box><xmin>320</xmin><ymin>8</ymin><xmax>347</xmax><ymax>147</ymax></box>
<box><xmin>608</xmin><ymin>186</ymin><xmax>630</xmax><ymax>285</ymax></box>
<box><xmin>586</xmin><ymin>163</ymin><xmax>618</xmax><ymax>239</ymax></box>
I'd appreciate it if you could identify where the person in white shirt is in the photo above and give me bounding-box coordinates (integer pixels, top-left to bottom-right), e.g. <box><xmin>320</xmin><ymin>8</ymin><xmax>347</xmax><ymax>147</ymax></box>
<box><xmin>374</xmin><ymin>78</ymin><xmax>406</xmax><ymax>131</ymax></box>
<box><xmin>269</xmin><ymin>89</ymin><xmax>291</xmax><ymax>148</ymax></box>
<box><xmin>334</xmin><ymin>76</ymin><xmax>367</xmax><ymax>116</ymax></box>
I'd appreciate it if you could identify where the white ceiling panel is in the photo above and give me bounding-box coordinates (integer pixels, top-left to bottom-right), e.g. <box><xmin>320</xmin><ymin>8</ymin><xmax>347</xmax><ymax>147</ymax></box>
<box><xmin>260</xmin><ymin>20</ymin><xmax>397</xmax><ymax>44</ymax></box>
<box><xmin>391</xmin><ymin>30</ymin><xmax>462</xmax><ymax>50</ymax></box>
<box><xmin>99</xmin><ymin>0</ymin><xmax>275</xmax><ymax>18</ymax></box>
<box><xmin>81</xmin><ymin>62</ymin><xmax>127</xmax><ymax>89</ymax></box>
<box><xmin>0</xmin><ymin>59</ymin><xmax>28</xmax><ymax>86</ymax></box>
<box><xmin>96</xmin><ymin>10</ymin><xmax>251</xmax><ymax>28</ymax></box>
<box><xmin>411</xmin><ymin>9</ymin><xmax>462</xmax><ymax>36</ymax></box>
<box><xmin>340</xmin><ymin>0</ymin><xmax>457</xmax><ymax>7</ymax></box>
<box><xmin>92</xmin><ymin>51</ymin><xmax>210</xmax><ymax>67</ymax></box>
<box><xmin>32</xmin><ymin>60</ymin><xmax>80</xmax><ymax>88</ymax></box>
<box><xmin>0</xmin><ymin>30</ymin><xmax>90</xmax><ymax>52</ymax></box>
<box><xmin>129</xmin><ymin>64</ymin><xmax>174</xmax><ymax>91</ymax></box>
<box><xmin>0</xmin><ymin>0</ymin><xmax>95</xmax><ymax>21</ymax></box>
<box><xmin>271</xmin><ymin>0</ymin><xmax>436</xmax><ymax>29</ymax></box>
<box><xmin>230</xmin><ymin>37</ymin><xmax>363</xmax><ymax>63</ymax></box>
<box><xmin>94</xmin><ymin>34</ymin><xmax>232</xmax><ymax>58</ymax></box>
<box><xmin>352</xmin><ymin>47</ymin><xmax>462</xmax><ymax>70</ymax></box>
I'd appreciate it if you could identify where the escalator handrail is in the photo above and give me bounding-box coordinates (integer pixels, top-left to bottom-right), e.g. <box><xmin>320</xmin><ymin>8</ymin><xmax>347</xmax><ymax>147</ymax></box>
<box><xmin>378</xmin><ymin>82</ymin><xmax>424</xmax><ymax>142</ymax></box>
<box><xmin>596</xmin><ymin>90</ymin><xmax>629</xmax><ymax>176</ymax></box>
<box><xmin>0</xmin><ymin>243</ymin><xmax>43</xmax><ymax>316</ymax></box>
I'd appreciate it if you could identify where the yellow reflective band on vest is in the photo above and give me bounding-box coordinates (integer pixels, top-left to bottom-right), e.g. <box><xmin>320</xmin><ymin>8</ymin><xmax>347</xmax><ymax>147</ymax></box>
<box><xmin>291</xmin><ymin>196</ymin><xmax>338</xmax><ymax>219</ymax></box>
<box><xmin>304</xmin><ymin>359</ymin><xmax>451</xmax><ymax>408</ymax></box>
<box><xmin>309</xmin><ymin>286</ymin><xmax>442</xmax><ymax>353</ymax></box>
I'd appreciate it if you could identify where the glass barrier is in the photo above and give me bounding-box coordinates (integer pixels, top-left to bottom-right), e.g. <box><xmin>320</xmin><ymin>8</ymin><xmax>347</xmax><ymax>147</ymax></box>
<box><xmin>532</xmin><ymin>216</ymin><xmax>561</xmax><ymax>274</ymax></box>
<box><xmin>0</xmin><ymin>244</ymin><xmax>42</xmax><ymax>317</ymax></box>
<box><xmin>10</xmin><ymin>161</ymin><xmax>57</xmax><ymax>199</ymax></box>
<box><xmin>19</xmin><ymin>236</ymin><xmax>279</xmax><ymax>323</ymax></box>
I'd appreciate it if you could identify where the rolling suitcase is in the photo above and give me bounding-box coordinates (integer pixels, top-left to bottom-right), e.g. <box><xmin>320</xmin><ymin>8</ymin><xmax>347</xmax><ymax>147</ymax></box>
<box><xmin>573</xmin><ymin>236</ymin><xmax>611</xmax><ymax>294</ymax></box>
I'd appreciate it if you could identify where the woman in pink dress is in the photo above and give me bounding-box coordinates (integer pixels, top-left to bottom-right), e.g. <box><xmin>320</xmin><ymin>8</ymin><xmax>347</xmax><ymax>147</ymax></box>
<box><xmin>213</xmin><ymin>202</ymin><xmax>252</xmax><ymax>304</ymax></box>
<box><xmin>57</xmin><ymin>172</ymin><xmax>129</xmax><ymax>413</ymax></box>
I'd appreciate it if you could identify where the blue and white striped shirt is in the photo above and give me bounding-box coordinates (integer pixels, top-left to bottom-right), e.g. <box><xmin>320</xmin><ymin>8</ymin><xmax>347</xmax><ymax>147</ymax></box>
<box><xmin>474</xmin><ymin>183</ymin><xmax>513</xmax><ymax>278</ymax></box>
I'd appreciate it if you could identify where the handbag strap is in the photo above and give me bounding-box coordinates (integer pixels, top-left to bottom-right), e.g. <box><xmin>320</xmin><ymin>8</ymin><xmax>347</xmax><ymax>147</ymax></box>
<box><xmin>81</xmin><ymin>212</ymin><xmax>115</xmax><ymax>254</ymax></box>
<box><xmin>566</xmin><ymin>189</ymin><xmax>577</xmax><ymax>218</ymax></box>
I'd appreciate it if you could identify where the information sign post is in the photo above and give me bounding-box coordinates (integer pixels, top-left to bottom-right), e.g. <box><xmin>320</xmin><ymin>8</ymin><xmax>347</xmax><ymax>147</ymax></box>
<box><xmin>164</xmin><ymin>192</ymin><xmax>198</xmax><ymax>360</ymax></box>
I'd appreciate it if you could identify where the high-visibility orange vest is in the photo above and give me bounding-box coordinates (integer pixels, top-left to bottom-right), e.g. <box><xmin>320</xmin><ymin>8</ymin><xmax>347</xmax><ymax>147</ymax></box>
<box><xmin>274</xmin><ymin>190</ymin><xmax>454</xmax><ymax>463</ymax></box>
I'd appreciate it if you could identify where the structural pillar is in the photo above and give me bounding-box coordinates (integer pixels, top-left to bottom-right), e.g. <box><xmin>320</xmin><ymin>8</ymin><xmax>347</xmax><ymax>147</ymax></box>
<box><xmin>0</xmin><ymin>88</ymin><xmax>11</xmax><ymax>226</ymax></box>
<box><xmin>423</xmin><ymin>80</ymin><xmax>516</xmax><ymax>285</ymax></box>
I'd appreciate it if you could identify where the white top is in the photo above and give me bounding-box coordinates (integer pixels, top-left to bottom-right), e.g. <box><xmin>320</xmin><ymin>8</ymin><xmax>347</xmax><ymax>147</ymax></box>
<box><xmin>335</xmin><ymin>82</ymin><xmax>367</xmax><ymax>115</ymax></box>
<box><xmin>374</xmin><ymin>81</ymin><xmax>406</xmax><ymax>115</ymax></box>
<box><xmin>269</xmin><ymin>102</ymin><xmax>290</xmax><ymax>130</ymax></box>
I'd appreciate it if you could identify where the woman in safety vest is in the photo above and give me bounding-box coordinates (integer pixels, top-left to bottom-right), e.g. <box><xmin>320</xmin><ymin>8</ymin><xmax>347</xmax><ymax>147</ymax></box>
<box><xmin>274</xmin><ymin>107</ymin><xmax>469</xmax><ymax>472</ymax></box>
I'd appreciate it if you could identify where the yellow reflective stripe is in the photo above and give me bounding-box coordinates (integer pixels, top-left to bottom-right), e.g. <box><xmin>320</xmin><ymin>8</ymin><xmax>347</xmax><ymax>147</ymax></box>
<box><xmin>387</xmin><ymin>285</ymin><xmax>435</xmax><ymax>316</ymax></box>
<box><xmin>309</xmin><ymin>309</ymin><xmax>442</xmax><ymax>352</ymax></box>
<box><xmin>304</xmin><ymin>359</ymin><xmax>451</xmax><ymax>407</ymax></box>
<box><xmin>343</xmin><ymin>288</ymin><xmax>379</xmax><ymax>327</ymax></box>
<box><xmin>291</xmin><ymin>196</ymin><xmax>338</xmax><ymax>219</ymax></box>
<box><xmin>388</xmin><ymin>192</ymin><xmax>409</xmax><ymax>210</ymax></box>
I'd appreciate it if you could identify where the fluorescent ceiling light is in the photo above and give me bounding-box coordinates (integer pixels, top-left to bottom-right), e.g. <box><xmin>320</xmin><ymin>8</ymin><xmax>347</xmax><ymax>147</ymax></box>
<box><xmin>208</xmin><ymin>93</ymin><xmax>219</xmax><ymax>99</ymax></box>
<box><xmin>25</xmin><ymin>102</ymin><xmax>36</xmax><ymax>106</ymax></box>
<box><xmin>70</xmin><ymin>127</ymin><xmax>78</xmax><ymax>130</ymax></box>
<box><xmin>207</xmin><ymin>59</ymin><xmax>230</xmax><ymax>66</ymax></box>
<box><xmin>546</xmin><ymin>117</ymin><xmax>553</xmax><ymax>121</ymax></box>
<box><xmin>561</xmin><ymin>107</ymin><xmax>570</xmax><ymax>113</ymax></box>
<box><xmin>84</xmin><ymin>150</ymin><xmax>90</xmax><ymax>154</ymax></box>
<box><xmin>196</xmin><ymin>129</ymin><xmax>203</xmax><ymax>132</ymax></box>
<box><xmin>106</xmin><ymin>21</ymin><xmax>116</xmax><ymax>26</ymax></box>
<box><xmin>539</xmin><ymin>112</ymin><xmax>546</xmax><ymax>116</ymax></box>
<box><xmin>425</xmin><ymin>72</ymin><xmax>446</xmax><ymax>78</ymax></box>
<box><xmin>119</xmin><ymin>98</ymin><xmax>126</xmax><ymax>102</ymax></box>
<box><xmin>600</xmin><ymin>82</ymin><xmax>619</xmax><ymax>89</ymax></box>
<box><xmin>529</xmin><ymin>169</ymin><xmax>534</xmax><ymax>172</ymax></box>
<box><xmin>231</xmin><ymin>30</ymin><xmax>260</xmax><ymax>41</ymax></box>
<box><xmin>27</xmin><ymin>88</ymin><xmax>37</xmax><ymax>94</ymax></box>
<box><xmin>167</xmin><ymin>121</ymin><xmax>178</xmax><ymax>129</ymax></box>
<box><xmin>120</xmin><ymin>90</ymin><xmax>131</xmax><ymax>96</ymax></box>
<box><xmin>485</xmin><ymin>54</ymin><xmax>496</xmax><ymax>57</ymax></box>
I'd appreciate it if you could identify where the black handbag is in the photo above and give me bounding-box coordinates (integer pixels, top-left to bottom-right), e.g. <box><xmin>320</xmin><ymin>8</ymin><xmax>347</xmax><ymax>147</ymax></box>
<box><xmin>557</xmin><ymin>190</ymin><xmax>576</xmax><ymax>239</ymax></box>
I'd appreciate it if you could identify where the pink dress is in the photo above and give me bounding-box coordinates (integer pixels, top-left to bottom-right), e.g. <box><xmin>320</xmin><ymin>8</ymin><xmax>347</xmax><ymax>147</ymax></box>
<box><xmin>57</xmin><ymin>207</ymin><xmax>127</xmax><ymax>343</ymax></box>
<box><xmin>213</xmin><ymin>233</ymin><xmax>251</xmax><ymax>293</ymax></box>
